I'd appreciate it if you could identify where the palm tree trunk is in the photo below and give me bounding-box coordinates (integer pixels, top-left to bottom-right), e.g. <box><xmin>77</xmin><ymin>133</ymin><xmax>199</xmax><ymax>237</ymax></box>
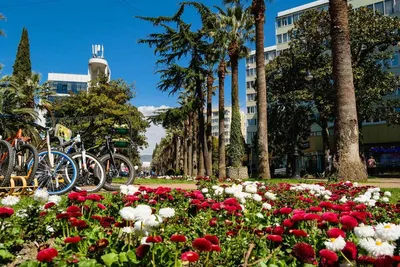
<box><xmin>196</xmin><ymin>80</ymin><xmax>206</xmax><ymax>177</ymax></box>
<box><xmin>218</xmin><ymin>60</ymin><xmax>226</xmax><ymax>179</ymax></box>
<box><xmin>229</xmin><ymin>51</ymin><xmax>244</xmax><ymax>168</ymax></box>
<box><xmin>206</xmin><ymin>73</ymin><xmax>214</xmax><ymax>176</ymax></box>
<box><xmin>321</xmin><ymin>116</ymin><xmax>331</xmax><ymax>174</ymax></box>
<box><xmin>175</xmin><ymin>135</ymin><xmax>180</xmax><ymax>172</ymax></box>
<box><xmin>183</xmin><ymin>120</ymin><xmax>188</xmax><ymax>176</ymax></box>
<box><xmin>329</xmin><ymin>0</ymin><xmax>367</xmax><ymax>181</ymax></box>
<box><xmin>193</xmin><ymin>112</ymin><xmax>198</xmax><ymax>176</ymax></box>
<box><xmin>188</xmin><ymin>114</ymin><xmax>193</xmax><ymax>177</ymax></box>
<box><xmin>252</xmin><ymin>0</ymin><xmax>271</xmax><ymax>179</ymax></box>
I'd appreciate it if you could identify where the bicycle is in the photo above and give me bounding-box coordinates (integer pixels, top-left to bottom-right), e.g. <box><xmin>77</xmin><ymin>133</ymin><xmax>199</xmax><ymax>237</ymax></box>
<box><xmin>0</xmin><ymin>138</ymin><xmax>14</xmax><ymax>188</ymax></box>
<box><xmin>57</xmin><ymin>134</ymin><xmax>106</xmax><ymax>193</ymax></box>
<box><xmin>27</xmin><ymin>125</ymin><xmax>78</xmax><ymax>195</ymax></box>
<box><xmin>88</xmin><ymin>134</ymin><xmax>135</xmax><ymax>191</ymax></box>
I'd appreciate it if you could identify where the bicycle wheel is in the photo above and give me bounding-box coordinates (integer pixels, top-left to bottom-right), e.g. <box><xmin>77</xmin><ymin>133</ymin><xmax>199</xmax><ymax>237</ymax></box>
<box><xmin>99</xmin><ymin>153</ymin><xmax>135</xmax><ymax>191</ymax></box>
<box><xmin>28</xmin><ymin>150</ymin><xmax>78</xmax><ymax>195</ymax></box>
<box><xmin>0</xmin><ymin>140</ymin><xmax>15</xmax><ymax>187</ymax></box>
<box><xmin>14</xmin><ymin>144</ymin><xmax>38</xmax><ymax>185</ymax></box>
<box><xmin>71</xmin><ymin>152</ymin><xmax>106</xmax><ymax>193</ymax></box>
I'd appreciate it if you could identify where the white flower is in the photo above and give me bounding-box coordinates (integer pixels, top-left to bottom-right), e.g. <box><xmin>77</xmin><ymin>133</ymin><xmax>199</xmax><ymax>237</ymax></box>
<box><xmin>367</xmin><ymin>200</ymin><xmax>376</xmax><ymax>207</ymax></box>
<box><xmin>120</xmin><ymin>185</ymin><xmax>129</xmax><ymax>195</ymax></box>
<box><xmin>134</xmin><ymin>205</ymin><xmax>152</xmax><ymax>221</ymax></box>
<box><xmin>119</xmin><ymin>207</ymin><xmax>136</xmax><ymax>221</ymax></box>
<box><xmin>1</xmin><ymin>196</ymin><xmax>20</xmax><ymax>206</ymax></box>
<box><xmin>381</xmin><ymin>197</ymin><xmax>389</xmax><ymax>203</ymax></box>
<box><xmin>206</xmin><ymin>194</ymin><xmax>211</xmax><ymax>198</ymax></box>
<box><xmin>256</xmin><ymin>213</ymin><xmax>264</xmax><ymax>219</ymax></box>
<box><xmin>46</xmin><ymin>226</ymin><xmax>55</xmax><ymax>233</ymax></box>
<box><xmin>373</xmin><ymin>195</ymin><xmax>380</xmax><ymax>201</ymax></box>
<box><xmin>324</xmin><ymin>195</ymin><xmax>330</xmax><ymax>200</ymax></box>
<box><xmin>133</xmin><ymin>221</ymin><xmax>149</xmax><ymax>235</ymax></box>
<box><xmin>324</xmin><ymin>236</ymin><xmax>346</xmax><ymax>251</ymax></box>
<box><xmin>353</xmin><ymin>182</ymin><xmax>359</xmax><ymax>187</ymax></box>
<box><xmin>264</xmin><ymin>192</ymin><xmax>276</xmax><ymax>201</ymax></box>
<box><xmin>211</xmin><ymin>185</ymin><xmax>219</xmax><ymax>190</ymax></box>
<box><xmin>262</xmin><ymin>203</ymin><xmax>272</xmax><ymax>210</ymax></box>
<box><xmin>140</xmin><ymin>236</ymin><xmax>152</xmax><ymax>246</ymax></box>
<box><xmin>122</xmin><ymin>226</ymin><xmax>134</xmax><ymax>234</ymax></box>
<box><xmin>16</xmin><ymin>209</ymin><xmax>28</xmax><ymax>218</ymax></box>
<box><xmin>359</xmin><ymin>238</ymin><xmax>395</xmax><ymax>257</ymax></box>
<box><xmin>201</xmin><ymin>188</ymin><xmax>208</xmax><ymax>193</ymax></box>
<box><xmin>48</xmin><ymin>195</ymin><xmax>62</xmax><ymax>205</ymax></box>
<box><xmin>375</xmin><ymin>223</ymin><xmax>400</xmax><ymax>241</ymax></box>
<box><xmin>252</xmin><ymin>194</ymin><xmax>262</xmax><ymax>202</ymax></box>
<box><xmin>34</xmin><ymin>188</ymin><xmax>49</xmax><ymax>202</ymax></box>
<box><xmin>127</xmin><ymin>185</ymin><xmax>139</xmax><ymax>195</ymax></box>
<box><xmin>384</xmin><ymin>191</ymin><xmax>391</xmax><ymax>197</ymax></box>
<box><xmin>354</xmin><ymin>224</ymin><xmax>375</xmax><ymax>238</ymax></box>
<box><xmin>159</xmin><ymin>207</ymin><xmax>175</xmax><ymax>218</ymax></box>
<box><xmin>245</xmin><ymin>184</ymin><xmax>257</xmax><ymax>194</ymax></box>
<box><xmin>214</xmin><ymin>187</ymin><xmax>224</xmax><ymax>196</ymax></box>
<box><xmin>339</xmin><ymin>196</ymin><xmax>347</xmax><ymax>203</ymax></box>
<box><xmin>143</xmin><ymin>214</ymin><xmax>163</xmax><ymax>228</ymax></box>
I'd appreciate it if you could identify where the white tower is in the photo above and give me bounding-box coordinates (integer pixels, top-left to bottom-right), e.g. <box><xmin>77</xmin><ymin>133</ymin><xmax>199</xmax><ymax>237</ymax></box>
<box><xmin>88</xmin><ymin>44</ymin><xmax>111</xmax><ymax>82</ymax></box>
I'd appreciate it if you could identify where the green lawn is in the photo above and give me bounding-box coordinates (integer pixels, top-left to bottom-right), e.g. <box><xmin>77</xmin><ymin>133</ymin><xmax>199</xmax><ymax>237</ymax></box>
<box><xmin>134</xmin><ymin>178</ymin><xmax>195</xmax><ymax>184</ymax></box>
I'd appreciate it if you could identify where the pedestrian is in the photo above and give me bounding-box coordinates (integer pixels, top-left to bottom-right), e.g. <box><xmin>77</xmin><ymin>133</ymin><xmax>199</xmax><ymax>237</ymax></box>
<box><xmin>367</xmin><ymin>156</ymin><xmax>377</xmax><ymax>176</ymax></box>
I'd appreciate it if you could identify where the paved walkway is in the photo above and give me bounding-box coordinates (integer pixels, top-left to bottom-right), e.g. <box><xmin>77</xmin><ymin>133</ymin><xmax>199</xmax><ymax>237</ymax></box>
<box><xmin>135</xmin><ymin>179</ymin><xmax>400</xmax><ymax>189</ymax></box>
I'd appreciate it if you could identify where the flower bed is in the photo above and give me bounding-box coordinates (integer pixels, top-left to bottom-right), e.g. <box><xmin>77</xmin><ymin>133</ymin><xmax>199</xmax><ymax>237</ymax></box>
<box><xmin>0</xmin><ymin>180</ymin><xmax>399</xmax><ymax>266</ymax></box>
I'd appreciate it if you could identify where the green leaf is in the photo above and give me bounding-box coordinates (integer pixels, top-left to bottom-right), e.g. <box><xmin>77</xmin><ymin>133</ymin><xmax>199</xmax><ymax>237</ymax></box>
<box><xmin>0</xmin><ymin>249</ymin><xmax>14</xmax><ymax>260</ymax></box>
<box><xmin>20</xmin><ymin>261</ymin><xmax>40</xmax><ymax>267</ymax></box>
<box><xmin>101</xmin><ymin>253</ymin><xmax>119</xmax><ymax>267</ymax></box>
<box><xmin>78</xmin><ymin>259</ymin><xmax>103</xmax><ymax>267</ymax></box>
<box><xmin>119</xmin><ymin>252</ymin><xmax>128</xmax><ymax>263</ymax></box>
<box><xmin>127</xmin><ymin>250</ymin><xmax>140</xmax><ymax>264</ymax></box>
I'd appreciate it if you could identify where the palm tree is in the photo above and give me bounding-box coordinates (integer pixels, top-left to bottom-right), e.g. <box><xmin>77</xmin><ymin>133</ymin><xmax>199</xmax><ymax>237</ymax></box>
<box><xmin>329</xmin><ymin>0</ymin><xmax>367</xmax><ymax>181</ymax></box>
<box><xmin>217</xmin><ymin>5</ymin><xmax>254</xmax><ymax>168</ymax></box>
<box><xmin>0</xmin><ymin>13</ymin><xmax>6</xmax><ymax>37</ymax></box>
<box><xmin>224</xmin><ymin>0</ymin><xmax>273</xmax><ymax>179</ymax></box>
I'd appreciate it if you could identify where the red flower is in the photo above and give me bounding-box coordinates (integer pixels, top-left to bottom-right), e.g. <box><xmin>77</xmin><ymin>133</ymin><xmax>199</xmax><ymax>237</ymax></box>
<box><xmin>290</xmin><ymin>229</ymin><xmax>308</xmax><ymax>237</ymax></box>
<box><xmin>322</xmin><ymin>212</ymin><xmax>339</xmax><ymax>223</ymax></box>
<box><xmin>319</xmin><ymin>202</ymin><xmax>334</xmax><ymax>209</ymax></box>
<box><xmin>97</xmin><ymin>203</ymin><xmax>106</xmax><ymax>210</ymax></box>
<box><xmin>69</xmin><ymin>218</ymin><xmax>88</xmax><ymax>229</ymax></box>
<box><xmin>37</xmin><ymin>248</ymin><xmax>58</xmax><ymax>262</ymax></box>
<box><xmin>211</xmin><ymin>203</ymin><xmax>222</xmax><ymax>211</ymax></box>
<box><xmin>170</xmin><ymin>234</ymin><xmax>187</xmax><ymax>242</ymax></box>
<box><xmin>64</xmin><ymin>236</ymin><xmax>81</xmax><ymax>244</ymax></box>
<box><xmin>327</xmin><ymin>228</ymin><xmax>346</xmax><ymax>238</ymax></box>
<box><xmin>342</xmin><ymin>241</ymin><xmax>357</xmax><ymax>260</ymax></box>
<box><xmin>66</xmin><ymin>206</ymin><xmax>80</xmax><ymax>213</ymax></box>
<box><xmin>86</xmin><ymin>194</ymin><xmax>101</xmax><ymax>201</ymax></box>
<box><xmin>291</xmin><ymin>213</ymin><xmax>305</xmax><ymax>222</ymax></box>
<box><xmin>77</xmin><ymin>196</ymin><xmax>86</xmax><ymax>202</ymax></box>
<box><xmin>319</xmin><ymin>249</ymin><xmax>338</xmax><ymax>262</ymax></box>
<box><xmin>211</xmin><ymin>245</ymin><xmax>221</xmax><ymax>252</ymax></box>
<box><xmin>304</xmin><ymin>213</ymin><xmax>321</xmax><ymax>221</ymax></box>
<box><xmin>280</xmin><ymin>207</ymin><xmax>293</xmax><ymax>215</ymax></box>
<box><xmin>375</xmin><ymin>256</ymin><xmax>393</xmax><ymax>266</ymax></box>
<box><xmin>340</xmin><ymin>215</ymin><xmax>358</xmax><ymax>230</ymax></box>
<box><xmin>56</xmin><ymin>212</ymin><xmax>71</xmax><ymax>220</ymax></box>
<box><xmin>267</xmin><ymin>235</ymin><xmax>283</xmax><ymax>243</ymax></box>
<box><xmin>204</xmin><ymin>235</ymin><xmax>219</xmax><ymax>245</ymax></box>
<box><xmin>209</xmin><ymin>218</ymin><xmax>218</xmax><ymax>227</ymax></box>
<box><xmin>192</xmin><ymin>238</ymin><xmax>212</xmax><ymax>251</ymax></box>
<box><xmin>39</xmin><ymin>211</ymin><xmax>47</xmax><ymax>217</ymax></box>
<box><xmin>349</xmin><ymin>211</ymin><xmax>367</xmax><ymax>223</ymax></box>
<box><xmin>223</xmin><ymin>198</ymin><xmax>238</xmax><ymax>205</ymax></box>
<box><xmin>68</xmin><ymin>192</ymin><xmax>80</xmax><ymax>200</ymax></box>
<box><xmin>146</xmin><ymin>236</ymin><xmax>163</xmax><ymax>243</ymax></box>
<box><xmin>100</xmin><ymin>216</ymin><xmax>115</xmax><ymax>228</ymax></box>
<box><xmin>357</xmin><ymin>256</ymin><xmax>376</xmax><ymax>265</ymax></box>
<box><xmin>136</xmin><ymin>244</ymin><xmax>150</xmax><ymax>259</ymax></box>
<box><xmin>97</xmin><ymin>238</ymin><xmax>109</xmax><ymax>249</ymax></box>
<box><xmin>293</xmin><ymin>243</ymin><xmax>315</xmax><ymax>264</ymax></box>
<box><xmin>0</xmin><ymin>207</ymin><xmax>14</xmax><ymax>218</ymax></box>
<box><xmin>181</xmin><ymin>251</ymin><xmax>199</xmax><ymax>262</ymax></box>
<box><xmin>283</xmin><ymin>219</ymin><xmax>294</xmax><ymax>228</ymax></box>
<box><xmin>44</xmin><ymin>202</ymin><xmax>56</xmax><ymax>209</ymax></box>
<box><xmin>309</xmin><ymin>206</ymin><xmax>322</xmax><ymax>212</ymax></box>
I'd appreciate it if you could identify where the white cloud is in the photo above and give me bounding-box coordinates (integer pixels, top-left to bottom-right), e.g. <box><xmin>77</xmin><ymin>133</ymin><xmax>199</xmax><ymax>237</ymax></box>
<box><xmin>138</xmin><ymin>106</ymin><xmax>171</xmax><ymax>155</ymax></box>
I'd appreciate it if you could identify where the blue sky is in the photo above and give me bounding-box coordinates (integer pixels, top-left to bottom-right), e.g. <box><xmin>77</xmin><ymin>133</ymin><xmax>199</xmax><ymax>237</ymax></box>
<box><xmin>0</xmin><ymin>0</ymin><xmax>314</xmax><ymax>154</ymax></box>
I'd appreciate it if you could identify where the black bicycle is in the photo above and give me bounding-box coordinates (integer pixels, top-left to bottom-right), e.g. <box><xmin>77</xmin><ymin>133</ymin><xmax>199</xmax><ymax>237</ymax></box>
<box><xmin>88</xmin><ymin>135</ymin><xmax>135</xmax><ymax>191</ymax></box>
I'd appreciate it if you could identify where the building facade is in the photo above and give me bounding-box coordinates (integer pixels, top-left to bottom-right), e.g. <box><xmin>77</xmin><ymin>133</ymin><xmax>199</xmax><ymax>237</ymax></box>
<box><xmin>209</xmin><ymin>107</ymin><xmax>246</xmax><ymax>145</ymax></box>
<box><xmin>245</xmin><ymin>0</ymin><xmax>400</xmax><ymax>173</ymax></box>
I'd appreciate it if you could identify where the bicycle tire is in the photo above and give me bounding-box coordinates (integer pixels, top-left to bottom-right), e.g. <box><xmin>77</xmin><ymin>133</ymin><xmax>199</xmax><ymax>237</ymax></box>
<box><xmin>0</xmin><ymin>140</ymin><xmax>15</xmax><ymax>187</ymax></box>
<box><xmin>70</xmin><ymin>152</ymin><xmax>106</xmax><ymax>193</ymax></box>
<box><xmin>28</xmin><ymin>150</ymin><xmax>78</xmax><ymax>195</ymax></box>
<box><xmin>99</xmin><ymin>153</ymin><xmax>135</xmax><ymax>191</ymax></box>
<box><xmin>16</xmin><ymin>144</ymin><xmax>39</xmax><ymax>185</ymax></box>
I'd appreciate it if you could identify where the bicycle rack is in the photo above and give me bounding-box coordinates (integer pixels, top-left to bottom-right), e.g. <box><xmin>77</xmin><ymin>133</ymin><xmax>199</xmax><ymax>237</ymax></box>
<box><xmin>0</xmin><ymin>176</ymin><xmax>38</xmax><ymax>196</ymax></box>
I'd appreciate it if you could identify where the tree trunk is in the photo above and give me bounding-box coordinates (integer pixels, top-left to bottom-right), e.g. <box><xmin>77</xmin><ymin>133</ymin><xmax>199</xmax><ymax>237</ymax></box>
<box><xmin>321</xmin><ymin>116</ymin><xmax>331</xmax><ymax>175</ymax></box>
<box><xmin>252</xmin><ymin>0</ymin><xmax>271</xmax><ymax>179</ymax></box>
<box><xmin>188</xmin><ymin>114</ymin><xmax>193</xmax><ymax>177</ymax></box>
<box><xmin>329</xmin><ymin>0</ymin><xmax>367</xmax><ymax>181</ymax></box>
<box><xmin>196</xmin><ymin>79</ymin><xmax>206</xmax><ymax>177</ymax></box>
<box><xmin>218</xmin><ymin>60</ymin><xmax>227</xmax><ymax>179</ymax></box>
<box><xmin>175</xmin><ymin>135</ymin><xmax>180</xmax><ymax>172</ymax></box>
<box><xmin>193</xmin><ymin>113</ymin><xmax>198</xmax><ymax>176</ymax></box>
<box><xmin>206</xmin><ymin>73</ymin><xmax>214</xmax><ymax>176</ymax></box>
<box><xmin>183</xmin><ymin>121</ymin><xmax>188</xmax><ymax>176</ymax></box>
<box><xmin>228</xmin><ymin>50</ymin><xmax>244</xmax><ymax>168</ymax></box>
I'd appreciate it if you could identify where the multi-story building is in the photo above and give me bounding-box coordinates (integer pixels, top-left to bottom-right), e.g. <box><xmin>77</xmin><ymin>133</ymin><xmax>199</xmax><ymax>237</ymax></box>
<box><xmin>245</xmin><ymin>0</ymin><xmax>400</xmax><ymax>173</ymax></box>
<box><xmin>209</xmin><ymin>107</ymin><xmax>246</xmax><ymax>145</ymax></box>
<box><xmin>36</xmin><ymin>45</ymin><xmax>111</xmax><ymax>126</ymax></box>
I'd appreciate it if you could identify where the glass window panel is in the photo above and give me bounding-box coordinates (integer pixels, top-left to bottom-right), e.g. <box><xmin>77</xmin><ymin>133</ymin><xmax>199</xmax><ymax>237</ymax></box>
<box><xmin>375</xmin><ymin>2</ymin><xmax>384</xmax><ymax>13</ymax></box>
<box><xmin>277</xmin><ymin>19</ymin><xmax>281</xmax><ymax>28</ymax></box>
<box><xmin>283</xmin><ymin>33</ymin><xmax>288</xmax><ymax>43</ymax></box>
<box><xmin>288</xmin><ymin>16</ymin><xmax>292</xmax><ymax>25</ymax></box>
<box><xmin>277</xmin><ymin>34</ymin><xmax>282</xmax><ymax>44</ymax></box>
<box><xmin>385</xmin><ymin>0</ymin><xmax>393</xmax><ymax>14</ymax></box>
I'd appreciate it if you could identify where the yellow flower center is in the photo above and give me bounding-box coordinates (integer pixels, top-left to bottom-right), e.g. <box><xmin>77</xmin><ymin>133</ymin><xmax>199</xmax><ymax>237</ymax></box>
<box><xmin>384</xmin><ymin>225</ymin><xmax>391</xmax><ymax>229</ymax></box>
<box><xmin>330</xmin><ymin>238</ymin><xmax>336</xmax><ymax>242</ymax></box>
<box><xmin>376</xmin><ymin>241</ymin><xmax>382</xmax><ymax>246</ymax></box>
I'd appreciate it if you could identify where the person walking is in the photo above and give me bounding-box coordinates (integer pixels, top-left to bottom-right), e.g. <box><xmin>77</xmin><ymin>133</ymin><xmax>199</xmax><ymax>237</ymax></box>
<box><xmin>367</xmin><ymin>156</ymin><xmax>377</xmax><ymax>176</ymax></box>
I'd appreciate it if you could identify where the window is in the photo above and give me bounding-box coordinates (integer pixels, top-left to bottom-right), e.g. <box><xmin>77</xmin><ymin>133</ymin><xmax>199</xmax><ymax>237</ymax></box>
<box><xmin>283</xmin><ymin>33</ymin><xmax>288</xmax><ymax>43</ymax></box>
<box><xmin>212</xmin><ymin>119</ymin><xmax>218</xmax><ymax>124</ymax></box>
<box><xmin>385</xmin><ymin>0</ymin><xmax>393</xmax><ymax>14</ymax></box>
<box><xmin>293</xmin><ymin>13</ymin><xmax>300</xmax><ymax>23</ymax></box>
<box><xmin>392</xmin><ymin>51</ymin><xmax>399</xmax><ymax>67</ymax></box>
<box><xmin>247</xmin><ymin>106</ymin><xmax>256</xmax><ymax>114</ymax></box>
<box><xmin>375</xmin><ymin>2</ymin><xmax>384</xmax><ymax>13</ymax></box>
<box><xmin>287</xmin><ymin>16</ymin><xmax>292</xmax><ymax>25</ymax></box>
<box><xmin>277</xmin><ymin>19</ymin><xmax>281</xmax><ymax>28</ymax></box>
<box><xmin>247</xmin><ymin>119</ymin><xmax>257</xmax><ymax>126</ymax></box>
<box><xmin>212</xmin><ymin>112</ymin><xmax>218</xmax><ymax>117</ymax></box>
<box><xmin>277</xmin><ymin>34</ymin><xmax>282</xmax><ymax>44</ymax></box>
<box><xmin>247</xmin><ymin>93</ymin><xmax>256</xmax><ymax>101</ymax></box>
<box><xmin>246</xmin><ymin>81</ymin><xmax>254</xmax><ymax>89</ymax></box>
<box><xmin>367</xmin><ymin>4</ymin><xmax>373</xmax><ymax>10</ymax></box>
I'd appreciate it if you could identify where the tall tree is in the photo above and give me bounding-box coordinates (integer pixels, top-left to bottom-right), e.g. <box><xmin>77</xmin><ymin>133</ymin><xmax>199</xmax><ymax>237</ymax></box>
<box><xmin>224</xmin><ymin>0</ymin><xmax>273</xmax><ymax>179</ymax></box>
<box><xmin>218</xmin><ymin>5</ymin><xmax>254</xmax><ymax>168</ymax></box>
<box><xmin>218</xmin><ymin>60</ymin><xmax>227</xmax><ymax>178</ymax></box>
<box><xmin>329</xmin><ymin>0</ymin><xmax>366</xmax><ymax>181</ymax></box>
